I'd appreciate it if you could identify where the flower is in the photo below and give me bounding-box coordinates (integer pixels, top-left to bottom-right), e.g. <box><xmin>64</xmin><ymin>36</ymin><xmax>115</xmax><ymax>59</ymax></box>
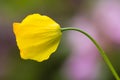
<box><xmin>13</xmin><ymin>14</ymin><xmax>62</xmax><ymax>62</ymax></box>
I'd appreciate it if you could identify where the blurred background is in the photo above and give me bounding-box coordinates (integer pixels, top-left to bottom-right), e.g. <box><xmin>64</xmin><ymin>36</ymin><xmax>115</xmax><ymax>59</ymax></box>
<box><xmin>0</xmin><ymin>0</ymin><xmax>120</xmax><ymax>80</ymax></box>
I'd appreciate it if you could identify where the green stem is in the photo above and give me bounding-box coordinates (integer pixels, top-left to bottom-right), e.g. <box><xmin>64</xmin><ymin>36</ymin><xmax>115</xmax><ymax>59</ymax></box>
<box><xmin>61</xmin><ymin>27</ymin><xmax>120</xmax><ymax>80</ymax></box>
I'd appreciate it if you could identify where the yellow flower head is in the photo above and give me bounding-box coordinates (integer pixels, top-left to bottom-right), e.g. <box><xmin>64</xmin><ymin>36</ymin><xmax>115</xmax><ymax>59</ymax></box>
<box><xmin>13</xmin><ymin>14</ymin><xmax>62</xmax><ymax>62</ymax></box>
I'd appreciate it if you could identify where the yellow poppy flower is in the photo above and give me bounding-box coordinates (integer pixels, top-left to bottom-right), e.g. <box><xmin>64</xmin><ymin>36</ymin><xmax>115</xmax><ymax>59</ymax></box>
<box><xmin>13</xmin><ymin>14</ymin><xmax>62</xmax><ymax>62</ymax></box>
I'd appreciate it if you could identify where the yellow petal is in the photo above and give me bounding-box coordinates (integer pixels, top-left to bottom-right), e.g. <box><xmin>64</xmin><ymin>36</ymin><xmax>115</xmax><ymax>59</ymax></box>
<box><xmin>13</xmin><ymin>14</ymin><xmax>62</xmax><ymax>62</ymax></box>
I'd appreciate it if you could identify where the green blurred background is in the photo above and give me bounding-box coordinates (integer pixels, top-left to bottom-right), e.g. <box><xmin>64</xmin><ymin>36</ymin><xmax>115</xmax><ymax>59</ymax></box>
<box><xmin>0</xmin><ymin>0</ymin><xmax>120</xmax><ymax>80</ymax></box>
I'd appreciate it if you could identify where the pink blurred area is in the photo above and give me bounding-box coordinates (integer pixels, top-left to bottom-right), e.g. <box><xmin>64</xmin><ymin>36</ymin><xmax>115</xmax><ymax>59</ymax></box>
<box><xmin>92</xmin><ymin>0</ymin><xmax>120</xmax><ymax>44</ymax></box>
<box><xmin>62</xmin><ymin>0</ymin><xmax>120</xmax><ymax>80</ymax></box>
<box><xmin>63</xmin><ymin>15</ymin><xmax>100</xmax><ymax>80</ymax></box>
